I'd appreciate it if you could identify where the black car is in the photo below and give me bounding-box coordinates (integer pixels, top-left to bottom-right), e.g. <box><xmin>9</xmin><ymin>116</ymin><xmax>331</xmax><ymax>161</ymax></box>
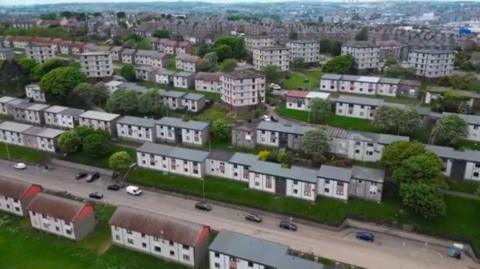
<box><xmin>355</xmin><ymin>231</ymin><xmax>375</xmax><ymax>242</ymax></box>
<box><xmin>245</xmin><ymin>213</ymin><xmax>262</xmax><ymax>223</ymax></box>
<box><xmin>279</xmin><ymin>220</ymin><xmax>297</xmax><ymax>231</ymax></box>
<box><xmin>75</xmin><ymin>172</ymin><xmax>88</xmax><ymax>180</ymax></box>
<box><xmin>89</xmin><ymin>192</ymin><xmax>104</xmax><ymax>199</ymax></box>
<box><xmin>86</xmin><ymin>172</ymin><xmax>101</xmax><ymax>182</ymax></box>
<box><xmin>107</xmin><ymin>184</ymin><xmax>121</xmax><ymax>191</ymax></box>
<box><xmin>195</xmin><ymin>201</ymin><xmax>212</xmax><ymax>211</ymax></box>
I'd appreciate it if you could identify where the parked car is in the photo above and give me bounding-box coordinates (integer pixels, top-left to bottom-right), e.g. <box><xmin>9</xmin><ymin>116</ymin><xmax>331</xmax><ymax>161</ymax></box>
<box><xmin>86</xmin><ymin>172</ymin><xmax>100</xmax><ymax>182</ymax></box>
<box><xmin>245</xmin><ymin>213</ymin><xmax>262</xmax><ymax>223</ymax></box>
<box><xmin>13</xmin><ymin>163</ymin><xmax>26</xmax><ymax>170</ymax></box>
<box><xmin>126</xmin><ymin>185</ymin><xmax>142</xmax><ymax>196</ymax></box>
<box><xmin>75</xmin><ymin>172</ymin><xmax>88</xmax><ymax>180</ymax></box>
<box><xmin>279</xmin><ymin>220</ymin><xmax>297</xmax><ymax>231</ymax></box>
<box><xmin>89</xmin><ymin>192</ymin><xmax>104</xmax><ymax>199</ymax></box>
<box><xmin>107</xmin><ymin>184</ymin><xmax>121</xmax><ymax>191</ymax></box>
<box><xmin>261</xmin><ymin>115</ymin><xmax>271</xmax><ymax>121</ymax></box>
<box><xmin>195</xmin><ymin>201</ymin><xmax>212</xmax><ymax>211</ymax></box>
<box><xmin>355</xmin><ymin>231</ymin><xmax>375</xmax><ymax>242</ymax></box>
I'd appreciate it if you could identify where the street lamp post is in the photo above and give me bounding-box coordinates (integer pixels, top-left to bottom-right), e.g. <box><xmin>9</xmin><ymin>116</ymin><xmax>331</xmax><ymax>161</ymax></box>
<box><xmin>5</xmin><ymin>143</ymin><xmax>11</xmax><ymax>160</ymax></box>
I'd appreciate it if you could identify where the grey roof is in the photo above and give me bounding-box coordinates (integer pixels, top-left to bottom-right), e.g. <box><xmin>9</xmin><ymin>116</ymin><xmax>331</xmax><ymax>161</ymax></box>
<box><xmin>257</xmin><ymin>121</ymin><xmax>316</xmax><ymax>135</ymax></box>
<box><xmin>321</xmin><ymin>73</ymin><xmax>343</xmax><ymax>80</ymax></box>
<box><xmin>0</xmin><ymin>96</ymin><xmax>21</xmax><ymax>104</ymax></box>
<box><xmin>23</xmin><ymin>127</ymin><xmax>64</xmax><ymax>138</ymax></box>
<box><xmin>13</xmin><ymin>102</ymin><xmax>49</xmax><ymax>111</ymax></box>
<box><xmin>117</xmin><ymin>116</ymin><xmax>157</xmax><ymax>127</ymax></box>
<box><xmin>154</xmin><ymin>69</ymin><xmax>176</xmax><ymax>76</ymax></box>
<box><xmin>110</xmin><ymin>46</ymin><xmax>123</xmax><ymax>52</ymax></box>
<box><xmin>207</xmin><ymin>150</ymin><xmax>235</xmax><ymax>161</ymax></box>
<box><xmin>137</xmin><ymin>143</ymin><xmax>209</xmax><ymax>162</ymax></box>
<box><xmin>121</xmin><ymin>48</ymin><xmax>136</xmax><ymax>55</ymax></box>
<box><xmin>223</xmin><ymin>69</ymin><xmax>264</xmax><ymax>80</ymax></box>
<box><xmin>334</xmin><ymin>95</ymin><xmax>384</xmax><ymax>107</ymax></box>
<box><xmin>210</xmin><ymin>230</ymin><xmax>323</xmax><ymax>269</ymax></box>
<box><xmin>118</xmin><ymin>82</ymin><xmax>149</xmax><ymax>94</ymax></box>
<box><xmin>61</xmin><ymin>108</ymin><xmax>85</xmax><ymax>117</ymax></box>
<box><xmin>45</xmin><ymin>105</ymin><xmax>67</xmax><ymax>113</ymax></box>
<box><xmin>160</xmin><ymin>90</ymin><xmax>186</xmax><ymax>98</ymax></box>
<box><xmin>0</xmin><ymin>121</ymin><xmax>32</xmax><ymax>133</ymax></box>
<box><xmin>379</xmin><ymin>77</ymin><xmax>401</xmax><ymax>84</ymax></box>
<box><xmin>442</xmin><ymin>112</ymin><xmax>480</xmax><ymax>125</ymax></box>
<box><xmin>344</xmin><ymin>130</ymin><xmax>409</xmax><ymax>145</ymax></box>
<box><xmin>134</xmin><ymin>65</ymin><xmax>154</xmax><ymax>72</ymax></box>
<box><xmin>228</xmin><ymin>152</ymin><xmax>259</xmax><ymax>166</ymax></box>
<box><xmin>425</xmin><ymin>144</ymin><xmax>480</xmax><ymax>162</ymax></box>
<box><xmin>183</xmin><ymin>93</ymin><xmax>205</xmax><ymax>101</ymax></box>
<box><xmin>317</xmin><ymin>165</ymin><xmax>352</xmax><ymax>182</ymax></box>
<box><xmin>176</xmin><ymin>54</ymin><xmax>201</xmax><ymax>63</ymax></box>
<box><xmin>249</xmin><ymin>161</ymin><xmax>318</xmax><ymax>183</ymax></box>
<box><xmin>135</xmin><ymin>49</ymin><xmax>161</xmax><ymax>57</ymax></box>
<box><xmin>156</xmin><ymin>117</ymin><xmax>209</xmax><ymax>130</ymax></box>
<box><xmin>351</xmin><ymin>166</ymin><xmax>385</xmax><ymax>183</ymax></box>
<box><xmin>79</xmin><ymin>110</ymin><xmax>120</xmax><ymax>121</ymax></box>
<box><xmin>174</xmin><ymin>71</ymin><xmax>195</xmax><ymax>78</ymax></box>
<box><xmin>341</xmin><ymin>75</ymin><xmax>360</xmax><ymax>82</ymax></box>
<box><xmin>411</xmin><ymin>49</ymin><xmax>454</xmax><ymax>54</ymax></box>
<box><xmin>343</xmin><ymin>41</ymin><xmax>378</xmax><ymax>48</ymax></box>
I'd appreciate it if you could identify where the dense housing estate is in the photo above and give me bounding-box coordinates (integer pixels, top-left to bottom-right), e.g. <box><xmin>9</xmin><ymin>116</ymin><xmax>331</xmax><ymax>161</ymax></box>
<box><xmin>286</xmin><ymin>40</ymin><xmax>321</xmax><ymax>64</ymax></box>
<box><xmin>341</xmin><ymin>41</ymin><xmax>381</xmax><ymax>70</ymax></box>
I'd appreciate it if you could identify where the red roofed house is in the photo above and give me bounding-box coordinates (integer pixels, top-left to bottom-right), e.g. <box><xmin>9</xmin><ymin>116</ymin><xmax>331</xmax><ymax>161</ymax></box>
<box><xmin>0</xmin><ymin>177</ymin><xmax>43</xmax><ymax>216</ymax></box>
<box><xmin>109</xmin><ymin>206</ymin><xmax>210</xmax><ymax>268</ymax></box>
<box><xmin>27</xmin><ymin>193</ymin><xmax>95</xmax><ymax>241</ymax></box>
<box><xmin>284</xmin><ymin>90</ymin><xmax>331</xmax><ymax>111</ymax></box>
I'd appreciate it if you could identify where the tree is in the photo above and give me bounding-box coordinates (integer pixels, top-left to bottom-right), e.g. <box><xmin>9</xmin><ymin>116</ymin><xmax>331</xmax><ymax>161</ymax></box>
<box><xmin>393</xmin><ymin>153</ymin><xmax>446</xmax><ymax>188</ymax></box>
<box><xmin>262</xmin><ymin>65</ymin><xmax>281</xmax><ymax>83</ymax></box>
<box><xmin>373</xmin><ymin>106</ymin><xmax>420</xmax><ymax>135</ymax></box>
<box><xmin>319</xmin><ymin>39</ymin><xmax>331</xmax><ymax>54</ymax></box>
<box><xmin>106</xmin><ymin>90</ymin><xmax>139</xmax><ymax>115</ymax></box>
<box><xmin>39</xmin><ymin>13</ymin><xmax>57</xmax><ymax>20</ymax></box>
<box><xmin>257</xmin><ymin>149</ymin><xmax>271</xmax><ymax>161</ymax></box>
<box><xmin>214</xmin><ymin>35</ymin><xmax>246</xmax><ymax>60</ymax></box>
<box><xmin>31</xmin><ymin>58</ymin><xmax>66</xmax><ymax>81</ymax></box>
<box><xmin>120</xmin><ymin>64</ymin><xmax>136</xmax><ymax>81</ymax></box>
<box><xmin>309</xmin><ymin>99</ymin><xmax>331</xmax><ymax>124</ymax></box>
<box><xmin>399</xmin><ymin>182</ymin><xmax>446</xmax><ymax>218</ymax></box>
<box><xmin>384</xmin><ymin>64</ymin><xmax>415</xmax><ymax>79</ymax></box>
<box><xmin>73</xmin><ymin>82</ymin><xmax>109</xmax><ymax>107</ymax></box>
<box><xmin>16</xmin><ymin>56</ymin><xmax>37</xmax><ymax>78</ymax></box>
<box><xmin>329</xmin><ymin>40</ymin><xmax>342</xmax><ymax>56</ymax></box>
<box><xmin>198</xmin><ymin>52</ymin><xmax>218</xmax><ymax>71</ymax></box>
<box><xmin>153</xmin><ymin>29</ymin><xmax>171</xmax><ymax>38</ymax></box>
<box><xmin>291</xmin><ymin>58</ymin><xmax>305</xmax><ymax>71</ymax></box>
<box><xmin>83</xmin><ymin>133</ymin><xmax>112</xmax><ymax>157</ymax></box>
<box><xmin>354</xmin><ymin>27</ymin><xmax>369</xmax><ymax>41</ymax></box>
<box><xmin>477</xmin><ymin>186</ymin><xmax>480</xmax><ymax>198</ymax></box>
<box><xmin>136</xmin><ymin>39</ymin><xmax>151</xmax><ymax>50</ymax></box>
<box><xmin>431</xmin><ymin>114</ymin><xmax>468</xmax><ymax>146</ymax></box>
<box><xmin>137</xmin><ymin>90</ymin><xmax>166</xmax><ymax>118</ymax></box>
<box><xmin>108</xmin><ymin>151</ymin><xmax>133</xmax><ymax>172</ymax></box>
<box><xmin>381</xmin><ymin>141</ymin><xmax>427</xmax><ymax>173</ymax></box>
<box><xmin>215</xmin><ymin>44</ymin><xmax>233</xmax><ymax>62</ymax></box>
<box><xmin>57</xmin><ymin>130</ymin><xmax>81</xmax><ymax>155</ymax></box>
<box><xmin>288</xmin><ymin>31</ymin><xmax>298</xmax><ymax>40</ymax></box>
<box><xmin>302</xmin><ymin>129</ymin><xmax>330</xmax><ymax>163</ymax></box>
<box><xmin>39</xmin><ymin>66</ymin><xmax>86</xmax><ymax>100</ymax></box>
<box><xmin>219</xmin><ymin>59</ymin><xmax>238</xmax><ymax>72</ymax></box>
<box><xmin>211</xmin><ymin>118</ymin><xmax>230</xmax><ymax>141</ymax></box>
<box><xmin>321</xmin><ymin>55</ymin><xmax>353</xmax><ymax>74</ymax></box>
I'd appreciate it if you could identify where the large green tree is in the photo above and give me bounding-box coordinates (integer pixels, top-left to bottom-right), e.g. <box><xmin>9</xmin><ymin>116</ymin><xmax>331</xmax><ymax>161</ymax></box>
<box><xmin>354</xmin><ymin>27</ymin><xmax>369</xmax><ymax>41</ymax></box>
<box><xmin>399</xmin><ymin>182</ymin><xmax>446</xmax><ymax>218</ymax></box>
<box><xmin>393</xmin><ymin>153</ymin><xmax>447</xmax><ymax>188</ymax></box>
<box><xmin>73</xmin><ymin>82</ymin><xmax>109</xmax><ymax>108</ymax></box>
<box><xmin>106</xmin><ymin>89</ymin><xmax>139</xmax><ymax>115</ymax></box>
<box><xmin>262</xmin><ymin>65</ymin><xmax>281</xmax><ymax>84</ymax></box>
<box><xmin>198</xmin><ymin>52</ymin><xmax>218</xmax><ymax>72</ymax></box>
<box><xmin>215</xmin><ymin>44</ymin><xmax>233</xmax><ymax>62</ymax></box>
<box><xmin>214</xmin><ymin>35</ymin><xmax>246</xmax><ymax>60</ymax></box>
<box><xmin>153</xmin><ymin>29</ymin><xmax>170</xmax><ymax>38</ymax></box>
<box><xmin>108</xmin><ymin>151</ymin><xmax>133</xmax><ymax>172</ymax></box>
<box><xmin>39</xmin><ymin>66</ymin><xmax>86</xmax><ymax>99</ymax></box>
<box><xmin>57</xmin><ymin>130</ymin><xmax>81</xmax><ymax>155</ymax></box>
<box><xmin>120</xmin><ymin>64</ymin><xmax>136</xmax><ymax>81</ymax></box>
<box><xmin>309</xmin><ymin>99</ymin><xmax>331</xmax><ymax>124</ymax></box>
<box><xmin>384</xmin><ymin>64</ymin><xmax>415</xmax><ymax>79</ymax></box>
<box><xmin>219</xmin><ymin>59</ymin><xmax>238</xmax><ymax>72</ymax></box>
<box><xmin>321</xmin><ymin>55</ymin><xmax>353</xmax><ymax>74</ymax></box>
<box><xmin>31</xmin><ymin>58</ymin><xmax>67</xmax><ymax>81</ymax></box>
<box><xmin>211</xmin><ymin>118</ymin><xmax>230</xmax><ymax>141</ymax></box>
<box><xmin>83</xmin><ymin>133</ymin><xmax>112</xmax><ymax>157</ymax></box>
<box><xmin>431</xmin><ymin>114</ymin><xmax>468</xmax><ymax>146</ymax></box>
<box><xmin>302</xmin><ymin>129</ymin><xmax>330</xmax><ymax>163</ymax></box>
<box><xmin>381</xmin><ymin>141</ymin><xmax>427</xmax><ymax>173</ymax></box>
<box><xmin>137</xmin><ymin>90</ymin><xmax>166</xmax><ymax>118</ymax></box>
<box><xmin>373</xmin><ymin>106</ymin><xmax>420</xmax><ymax>135</ymax></box>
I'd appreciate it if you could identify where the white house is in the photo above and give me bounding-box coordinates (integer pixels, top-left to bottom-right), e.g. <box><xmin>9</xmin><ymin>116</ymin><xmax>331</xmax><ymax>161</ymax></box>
<box><xmin>175</xmin><ymin>54</ymin><xmax>201</xmax><ymax>72</ymax></box>
<box><xmin>426</xmin><ymin>144</ymin><xmax>480</xmax><ymax>181</ymax></box>
<box><xmin>182</xmin><ymin>93</ymin><xmax>206</xmax><ymax>113</ymax></box>
<box><xmin>256</xmin><ymin>121</ymin><xmax>316</xmax><ymax>150</ymax></box>
<box><xmin>173</xmin><ymin>71</ymin><xmax>195</xmax><ymax>89</ymax></box>
<box><xmin>22</xmin><ymin>126</ymin><xmax>64</xmax><ymax>152</ymax></box>
<box><xmin>109</xmin><ymin>206</ymin><xmax>210</xmax><ymax>268</ymax></box>
<box><xmin>25</xmin><ymin>84</ymin><xmax>46</xmax><ymax>103</ymax></box>
<box><xmin>134</xmin><ymin>65</ymin><xmax>154</xmax><ymax>81</ymax></box>
<box><xmin>155</xmin><ymin>117</ymin><xmax>209</xmax><ymax>146</ymax></box>
<box><xmin>316</xmin><ymin>165</ymin><xmax>352</xmax><ymax>200</ymax></box>
<box><xmin>78</xmin><ymin>110</ymin><xmax>121</xmax><ymax>135</ymax></box>
<box><xmin>195</xmin><ymin>72</ymin><xmax>221</xmax><ymax>93</ymax></box>
<box><xmin>0</xmin><ymin>96</ymin><xmax>22</xmax><ymax>115</ymax></box>
<box><xmin>0</xmin><ymin>121</ymin><xmax>31</xmax><ymax>146</ymax></box>
<box><xmin>27</xmin><ymin>193</ymin><xmax>95</xmax><ymax>241</ymax></box>
<box><xmin>153</xmin><ymin>69</ymin><xmax>176</xmax><ymax>85</ymax></box>
<box><xmin>120</xmin><ymin>49</ymin><xmax>136</xmax><ymax>64</ymax></box>
<box><xmin>0</xmin><ymin>177</ymin><xmax>42</xmax><ymax>216</ymax></box>
<box><xmin>134</xmin><ymin>50</ymin><xmax>168</xmax><ymax>68</ymax></box>
<box><xmin>205</xmin><ymin>151</ymin><xmax>235</xmax><ymax>179</ymax></box>
<box><xmin>44</xmin><ymin>105</ymin><xmax>84</xmax><ymax>129</ymax></box>
<box><xmin>333</xmin><ymin>95</ymin><xmax>384</xmax><ymax>120</ymax></box>
<box><xmin>209</xmin><ymin>230</ymin><xmax>324</xmax><ymax>269</ymax></box>
<box><xmin>136</xmin><ymin>143</ymin><xmax>209</xmax><ymax>178</ymax></box>
<box><xmin>116</xmin><ymin>116</ymin><xmax>157</xmax><ymax>143</ymax></box>
<box><xmin>284</xmin><ymin>90</ymin><xmax>330</xmax><ymax>111</ymax></box>
<box><xmin>9</xmin><ymin>102</ymin><xmax>49</xmax><ymax>125</ymax></box>
<box><xmin>160</xmin><ymin>91</ymin><xmax>186</xmax><ymax>110</ymax></box>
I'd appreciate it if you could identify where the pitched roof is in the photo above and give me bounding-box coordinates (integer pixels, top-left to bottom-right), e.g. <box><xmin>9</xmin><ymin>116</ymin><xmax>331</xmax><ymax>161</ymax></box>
<box><xmin>117</xmin><ymin>116</ymin><xmax>157</xmax><ymax>127</ymax></box>
<box><xmin>284</xmin><ymin>90</ymin><xmax>309</xmax><ymax>98</ymax></box>
<box><xmin>334</xmin><ymin>95</ymin><xmax>384</xmax><ymax>107</ymax></box>
<box><xmin>79</xmin><ymin>110</ymin><xmax>120</xmax><ymax>121</ymax></box>
<box><xmin>321</xmin><ymin>73</ymin><xmax>342</xmax><ymax>80</ymax></box>
<box><xmin>442</xmin><ymin>112</ymin><xmax>480</xmax><ymax>125</ymax></box>
<box><xmin>27</xmin><ymin>193</ymin><xmax>90</xmax><ymax>222</ymax></box>
<box><xmin>195</xmin><ymin>72</ymin><xmax>220</xmax><ymax>82</ymax></box>
<box><xmin>109</xmin><ymin>206</ymin><xmax>208</xmax><ymax>247</ymax></box>
<box><xmin>317</xmin><ymin>165</ymin><xmax>352</xmax><ymax>182</ymax></box>
<box><xmin>137</xmin><ymin>143</ymin><xmax>209</xmax><ymax>162</ymax></box>
<box><xmin>183</xmin><ymin>93</ymin><xmax>205</xmax><ymax>101</ymax></box>
<box><xmin>0</xmin><ymin>121</ymin><xmax>32</xmax><ymax>133</ymax></box>
<box><xmin>23</xmin><ymin>127</ymin><xmax>64</xmax><ymax>138</ymax></box>
<box><xmin>257</xmin><ymin>121</ymin><xmax>315</xmax><ymax>135</ymax></box>
<box><xmin>425</xmin><ymin>144</ymin><xmax>480</xmax><ymax>162</ymax></box>
<box><xmin>156</xmin><ymin>117</ymin><xmax>209</xmax><ymax>130</ymax></box>
<box><xmin>207</xmin><ymin>150</ymin><xmax>235</xmax><ymax>161</ymax></box>
<box><xmin>176</xmin><ymin>54</ymin><xmax>201</xmax><ymax>63</ymax></box>
<box><xmin>160</xmin><ymin>90</ymin><xmax>186</xmax><ymax>98</ymax></box>
<box><xmin>351</xmin><ymin>166</ymin><xmax>385</xmax><ymax>183</ymax></box>
<box><xmin>0</xmin><ymin>177</ymin><xmax>40</xmax><ymax>200</ymax></box>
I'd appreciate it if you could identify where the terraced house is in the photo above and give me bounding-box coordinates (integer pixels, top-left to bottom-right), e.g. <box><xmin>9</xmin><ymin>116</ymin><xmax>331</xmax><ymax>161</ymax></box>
<box><xmin>116</xmin><ymin>116</ymin><xmax>157</xmax><ymax>143</ymax></box>
<box><xmin>175</xmin><ymin>54</ymin><xmax>201</xmax><ymax>72</ymax></box>
<box><xmin>25</xmin><ymin>83</ymin><xmax>46</xmax><ymax>103</ymax></box>
<box><xmin>195</xmin><ymin>72</ymin><xmax>221</xmax><ymax>93</ymax></box>
<box><xmin>427</xmin><ymin>145</ymin><xmax>480</xmax><ymax>181</ymax></box>
<box><xmin>155</xmin><ymin>117</ymin><xmax>209</xmax><ymax>146</ymax></box>
<box><xmin>78</xmin><ymin>110</ymin><xmax>120</xmax><ymax>135</ymax></box>
<box><xmin>333</xmin><ymin>95</ymin><xmax>384</xmax><ymax>120</ymax></box>
<box><xmin>43</xmin><ymin>105</ymin><xmax>84</xmax><ymax>129</ymax></box>
<box><xmin>256</xmin><ymin>121</ymin><xmax>316</xmax><ymax>150</ymax></box>
<box><xmin>0</xmin><ymin>177</ymin><xmax>42</xmax><ymax>217</ymax></box>
<box><xmin>134</xmin><ymin>50</ymin><xmax>168</xmax><ymax>68</ymax></box>
<box><xmin>9</xmin><ymin>101</ymin><xmax>49</xmax><ymax>125</ymax></box>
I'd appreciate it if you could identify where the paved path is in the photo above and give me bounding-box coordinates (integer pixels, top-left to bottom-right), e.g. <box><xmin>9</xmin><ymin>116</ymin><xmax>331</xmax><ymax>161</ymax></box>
<box><xmin>1</xmin><ymin>159</ymin><xmax>478</xmax><ymax>269</ymax></box>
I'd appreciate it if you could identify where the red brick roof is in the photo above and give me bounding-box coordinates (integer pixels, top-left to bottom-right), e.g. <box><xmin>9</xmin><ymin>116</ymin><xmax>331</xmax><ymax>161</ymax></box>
<box><xmin>284</xmin><ymin>90</ymin><xmax>309</xmax><ymax>98</ymax></box>
<box><xmin>27</xmin><ymin>193</ymin><xmax>93</xmax><ymax>222</ymax></box>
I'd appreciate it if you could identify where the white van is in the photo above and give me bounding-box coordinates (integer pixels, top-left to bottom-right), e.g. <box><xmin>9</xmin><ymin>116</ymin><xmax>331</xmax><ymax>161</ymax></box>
<box><xmin>126</xmin><ymin>185</ymin><xmax>142</xmax><ymax>196</ymax></box>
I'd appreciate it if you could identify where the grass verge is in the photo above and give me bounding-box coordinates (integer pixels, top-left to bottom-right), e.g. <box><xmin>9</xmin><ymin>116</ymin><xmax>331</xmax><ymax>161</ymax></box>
<box><xmin>446</xmin><ymin>179</ymin><xmax>480</xmax><ymax>195</ymax></box>
<box><xmin>0</xmin><ymin>142</ymin><xmax>49</xmax><ymax>164</ymax></box>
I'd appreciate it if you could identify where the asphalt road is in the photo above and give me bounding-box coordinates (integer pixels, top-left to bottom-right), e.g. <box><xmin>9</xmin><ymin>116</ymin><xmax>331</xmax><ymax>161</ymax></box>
<box><xmin>1</xmin><ymin>159</ymin><xmax>478</xmax><ymax>269</ymax></box>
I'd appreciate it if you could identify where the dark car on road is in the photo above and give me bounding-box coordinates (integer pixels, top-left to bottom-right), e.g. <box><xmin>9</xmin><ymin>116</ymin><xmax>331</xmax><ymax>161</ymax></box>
<box><xmin>279</xmin><ymin>220</ymin><xmax>297</xmax><ymax>231</ymax></box>
<box><xmin>75</xmin><ymin>172</ymin><xmax>88</xmax><ymax>180</ymax></box>
<box><xmin>195</xmin><ymin>201</ymin><xmax>212</xmax><ymax>211</ymax></box>
<box><xmin>107</xmin><ymin>184</ymin><xmax>121</xmax><ymax>191</ymax></box>
<box><xmin>355</xmin><ymin>231</ymin><xmax>375</xmax><ymax>242</ymax></box>
<box><xmin>245</xmin><ymin>213</ymin><xmax>262</xmax><ymax>223</ymax></box>
<box><xmin>89</xmin><ymin>192</ymin><xmax>104</xmax><ymax>199</ymax></box>
<box><xmin>86</xmin><ymin>172</ymin><xmax>100</xmax><ymax>182</ymax></box>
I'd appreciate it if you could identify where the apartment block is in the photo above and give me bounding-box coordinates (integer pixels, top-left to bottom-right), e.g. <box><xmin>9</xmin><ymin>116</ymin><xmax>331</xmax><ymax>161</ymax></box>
<box><xmin>408</xmin><ymin>49</ymin><xmax>455</xmax><ymax>78</ymax></box>
<box><xmin>220</xmin><ymin>69</ymin><xmax>266</xmax><ymax>111</ymax></box>
<box><xmin>80</xmin><ymin>51</ymin><xmax>113</xmax><ymax>78</ymax></box>
<box><xmin>341</xmin><ymin>41</ymin><xmax>380</xmax><ymax>70</ymax></box>
<box><xmin>286</xmin><ymin>40</ymin><xmax>320</xmax><ymax>64</ymax></box>
<box><xmin>244</xmin><ymin>36</ymin><xmax>275</xmax><ymax>51</ymax></box>
<box><xmin>26</xmin><ymin>42</ymin><xmax>57</xmax><ymax>63</ymax></box>
<box><xmin>252</xmin><ymin>46</ymin><xmax>290</xmax><ymax>71</ymax></box>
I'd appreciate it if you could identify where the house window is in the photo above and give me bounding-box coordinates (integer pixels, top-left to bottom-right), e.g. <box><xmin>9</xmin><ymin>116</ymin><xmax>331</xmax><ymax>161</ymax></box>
<box><xmin>183</xmin><ymin>254</ymin><xmax>190</xmax><ymax>261</ymax></box>
<box><xmin>183</xmin><ymin>244</ymin><xmax>189</xmax><ymax>250</ymax></box>
<box><xmin>170</xmin><ymin>250</ymin><xmax>175</xmax><ymax>256</ymax></box>
<box><xmin>215</xmin><ymin>252</ymin><xmax>220</xmax><ymax>258</ymax></box>
<box><xmin>127</xmin><ymin>238</ymin><xmax>134</xmax><ymax>244</ymax></box>
<box><xmin>248</xmin><ymin>261</ymin><xmax>254</xmax><ymax>267</ymax></box>
<box><xmin>154</xmin><ymin>246</ymin><xmax>161</xmax><ymax>252</ymax></box>
<box><xmin>142</xmin><ymin>242</ymin><xmax>147</xmax><ymax>248</ymax></box>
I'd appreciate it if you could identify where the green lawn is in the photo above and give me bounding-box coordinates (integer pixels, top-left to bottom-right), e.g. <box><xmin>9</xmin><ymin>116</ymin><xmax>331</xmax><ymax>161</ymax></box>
<box><xmin>447</xmin><ymin>179</ymin><xmax>480</xmax><ymax>195</ymax></box>
<box><xmin>275</xmin><ymin>104</ymin><xmax>378</xmax><ymax>133</ymax></box>
<box><xmin>0</xmin><ymin>204</ymin><xmax>190</xmax><ymax>269</ymax></box>
<box><xmin>63</xmin><ymin>145</ymin><xmax>136</xmax><ymax>169</ymax></box>
<box><xmin>166</xmin><ymin>55</ymin><xmax>176</xmax><ymax>71</ymax></box>
<box><xmin>128</xmin><ymin>168</ymin><xmax>480</xmax><ymax>255</ymax></box>
<box><xmin>0</xmin><ymin>143</ymin><xmax>49</xmax><ymax>164</ymax></box>
<box><xmin>281</xmin><ymin>69</ymin><xmax>323</xmax><ymax>90</ymax></box>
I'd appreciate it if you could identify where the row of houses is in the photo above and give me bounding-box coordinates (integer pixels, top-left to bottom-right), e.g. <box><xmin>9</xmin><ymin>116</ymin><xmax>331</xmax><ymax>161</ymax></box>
<box><xmin>0</xmin><ymin>121</ymin><xmax>64</xmax><ymax>152</ymax></box>
<box><xmin>0</xmin><ymin>176</ymin><xmax>323</xmax><ymax>269</ymax></box>
<box><xmin>0</xmin><ymin>35</ymin><xmax>86</xmax><ymax>55</ymax></box>
<box><xmin>136</xmin><ymin>142</ymin><xmax>385</xmax><ymax>202</ymax></box>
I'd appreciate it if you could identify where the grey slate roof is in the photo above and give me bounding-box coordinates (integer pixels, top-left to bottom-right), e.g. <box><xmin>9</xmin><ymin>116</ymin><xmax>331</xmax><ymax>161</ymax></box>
<box><xmin>249</xmin><ymin>161</ymin><xmax>318</xmax><ymax>183</ymax></box>
<box><xmin>183</xmin><ymin>93</ymin><xmax>205</xmax><ymax>101</ymax></box>
<box><xmin>210</xmin><ymin>230</ymin><xmax>324</xmax><ymax>269</ymax></box>
<box><xmin>117</xmin><ymin>116</ymin><xmax>157</xmax><ymax>127</ymax></box>
<box><xmin>321</xmin><ymin>73</ymin><xmax>343</xmax><ymax>80</ymax></box>
<box><xmin>174</xmin><ymin>71</ymin><xmax>195</xmax><ymax>78</ymax></box>
<box><xmin>79</xmin><ymin>110</ymin><xmax>120</xmax><ymax>121</ymax></box>
<box><xmin>160</xmin><ymin>90</ymin><xmax>186</xmax><ymax>98</ymax></box>
<box><xmin>317</xmin><ymin>165</ymin><xmax>352</xmax><ymax>182</ymax></box>
<box><xmin>257</xmin><ymin>121</ymin><xmax>316</xmax><ymax>135</ymax></box>
<box><xmin>425</xmin><ymin>144</ymin><xmax>480</xmax><ymax>162</ymax></box>
<box><xmin>351</xmin><ymin>166</ymin><xmax>385</xmax><ymax>183</ymax></box>
<box><xmin>379</xmin><ymin>77</ymin><xmax>401</xmax><ymax>84</ymax></box>
<box><xmin>228</xmin><ymin>152</ymin><xmax>259</xmax><ymax>166</ymax></box>
<box><xmin>0</xmin><ymin>121</ymin><xmax>32</xmax><ymax>133</ymax></box>
<box><xmin>156</xmin><ymin>117</ymin><xmax>209</xmax><ymax>130</ymax></box>
<box><xmin>207</xmin><ymin>150</ymin><xmax>235</xmax><ymax>161</ymax></box>
<box><xmin>23</xmin><ymin>127</ymin><xmax>64</xmax><ymax>138</ymax></box>
<box><xmin>442</xmin><ymin>112</ymin><xmax>480</xmax><ymax>125</ymax></box>
<box><xmin>137</xmin><ymin>142</ymin><xmax>209</xmax><ymax>162</ymax></box>
<box><xmin>345</xmin><ymin>131</ymin><xmax>409</xmax><ymax>145</ymax></box>
<box><xmin>334</xmin><ymin>95</ymin><xmax>384</xmax><ymax>107</ymax></box>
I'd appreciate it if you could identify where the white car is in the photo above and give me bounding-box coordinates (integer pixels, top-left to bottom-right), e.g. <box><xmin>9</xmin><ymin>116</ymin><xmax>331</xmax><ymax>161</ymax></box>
<box><xmin>13</xmin><ymin>163</ymin><xmax>26</xmax><ymax>170</ymax></box>
<box><xmin>126</xmin><ymin>185</ymin><xmax>142</xmax><ymax>196</ymax></box>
